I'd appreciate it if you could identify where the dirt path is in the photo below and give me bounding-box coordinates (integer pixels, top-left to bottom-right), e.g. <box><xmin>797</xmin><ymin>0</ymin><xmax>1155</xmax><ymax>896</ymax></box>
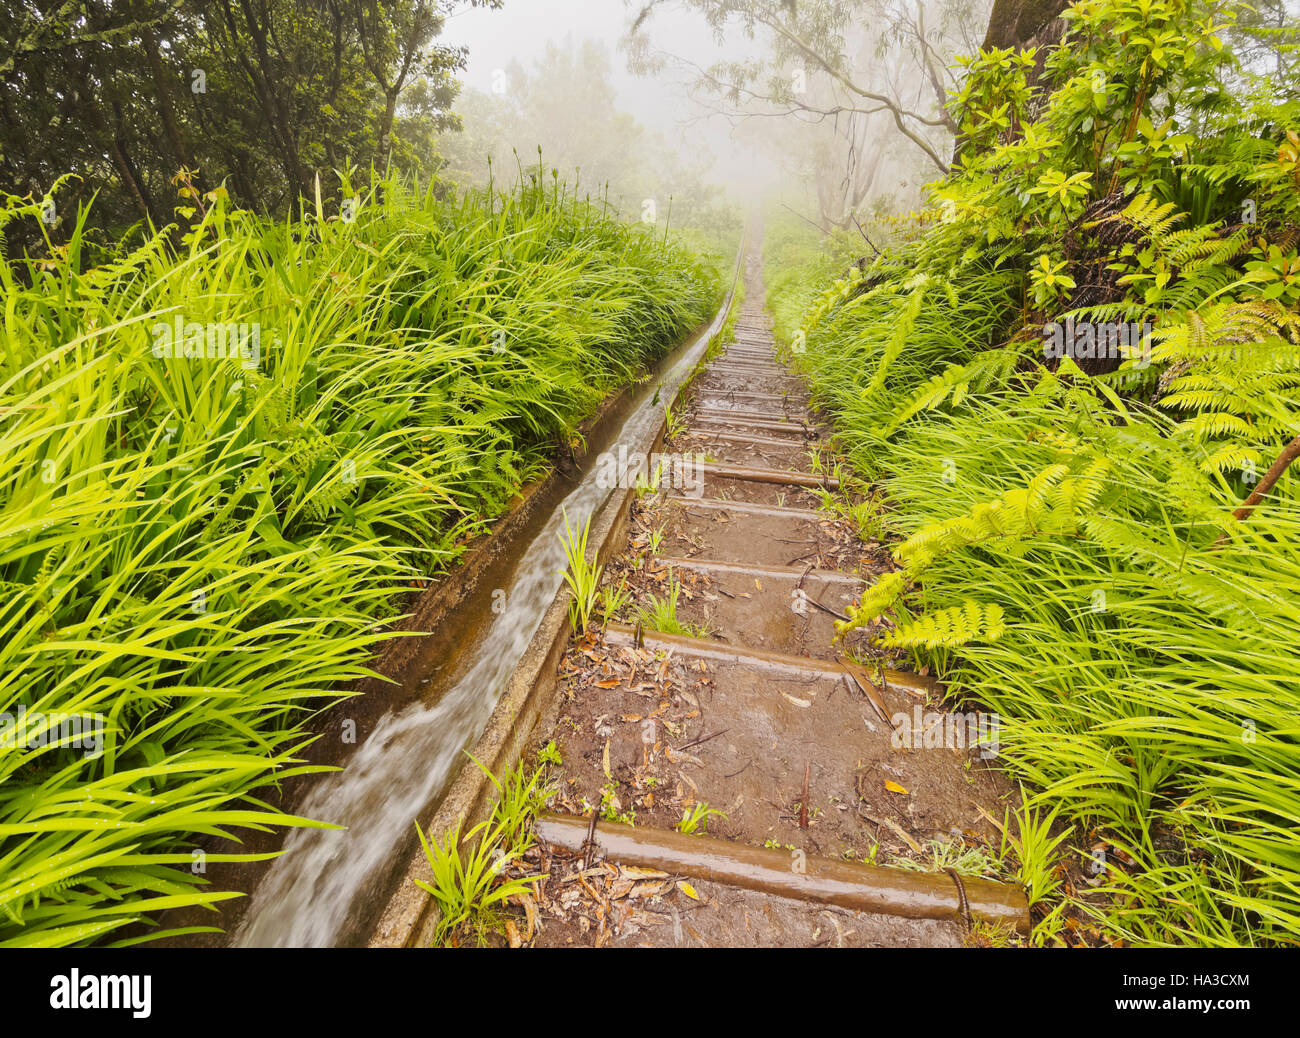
<box><xmin>512</xmin><ymin>253</ymin><xmax>1024</xmax><ymax>948</ymax></box>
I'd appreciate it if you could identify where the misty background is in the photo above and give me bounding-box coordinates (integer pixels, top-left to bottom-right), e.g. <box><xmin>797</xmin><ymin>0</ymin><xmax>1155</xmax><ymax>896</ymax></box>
<box><xmin>434</xmin><ymin>0</ymin><xmax>993</xmax><ymax>237</ymax></box>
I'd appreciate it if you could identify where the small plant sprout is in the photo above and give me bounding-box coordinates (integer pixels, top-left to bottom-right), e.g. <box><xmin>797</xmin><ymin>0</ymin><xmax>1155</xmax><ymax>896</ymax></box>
<box><xmin>559</xmin><ymin>507</ymin><xmax>603</xmax><ymax>635</ymax></box>
<box><xmin>664</xmin><ymin>401</ymin><xmax>688</xmax><ymax>440</ymax></box>
<box><xmin>414</xmin><ymin>815</ymin><xmax>541</xmax><ymax>948</ymax></box>
<box><xmin>635</xmin><ymin>568</ymin><xmax>712</xmax><ymax>638</ymax></box>
<box><xmin>1000</xmin><ymin>798</ymin><xmax>1073</xmax><ymax>910</ymax></box>
<box><xmin>599</xmin><ymin>577</ymin><xmax>631</xmax><ymax>626</ymax></box>
<box><xmin>537</xmin><ymin>740</ymin><xmax>563</xmax><ymax>767</ymax></box>
<box><xmin>634</xmin><ymin>460</ymin><xmax>665</xmax><ymax>499</ymax></box>
<box><xmin>415</xmin><ymin>756</ymin><xmax>555</xmax><ymax>947</ymax></box>
<box><xmin>676</xmin><ymin>801</ymin><xmax>726</xmax><ymax>834</ymax></box>
<box><xmin>470</xmin><ymin>753</ymin><xmax>556</xmax><ymax>853</ymax></box>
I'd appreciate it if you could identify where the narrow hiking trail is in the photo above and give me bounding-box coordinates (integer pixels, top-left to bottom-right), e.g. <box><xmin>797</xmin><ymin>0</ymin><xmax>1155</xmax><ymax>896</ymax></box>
<box><xmin>509</xmin><ymin>250</ymin><xmax>1028</xmax><ymax>947</ymax></box>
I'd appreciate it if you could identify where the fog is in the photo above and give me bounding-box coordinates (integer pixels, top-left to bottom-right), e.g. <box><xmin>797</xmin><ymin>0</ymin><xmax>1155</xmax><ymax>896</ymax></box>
<box><xmin>434</xmin><ymin>0</ymin><xmax>998</xmax><ymax>236</ymax></box>
<box><xmin>440</xmin><ymin>0</ymin><xmax>777</xmax><ymax>221</ymax></box>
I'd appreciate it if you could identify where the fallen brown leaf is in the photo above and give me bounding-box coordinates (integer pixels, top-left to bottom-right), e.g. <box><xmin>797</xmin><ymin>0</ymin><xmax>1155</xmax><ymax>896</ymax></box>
<box><xmin>620</xmin><ymin>865</ymin><xmax>669</xmax><ymax>880</ymax></box>
<box><xmin>837</xmin><ymin>658</ymin><xmax>893</xmax><ymax>725</ymax></box>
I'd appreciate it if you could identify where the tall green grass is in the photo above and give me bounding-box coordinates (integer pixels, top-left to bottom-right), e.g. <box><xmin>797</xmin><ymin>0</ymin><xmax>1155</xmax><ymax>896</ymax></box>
<box><xmin>0</xmin><ymin>172</ymin><xmax>718</xmax><ymax>946</ymax></box>
<box><xmin>761</xmin><ymin>210</ymin><xmax>842</xmax><ymax>347</ymax></box>
<box><xmin>774</xmin><ymin>252</ymin><xmax>1300</xmax><ymax>945</ymax></box>
<box><xmin>884</xmin><ymin>386</ymin><xmax>1300</xmax><ymax>945</ymax></box>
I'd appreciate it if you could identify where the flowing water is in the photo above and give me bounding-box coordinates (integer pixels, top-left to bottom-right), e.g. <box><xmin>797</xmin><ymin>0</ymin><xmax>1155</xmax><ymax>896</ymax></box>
<box><xmin>232</xmin><ymin>291</ymin><xmax>734</xmax><ymax>948</ymax></box>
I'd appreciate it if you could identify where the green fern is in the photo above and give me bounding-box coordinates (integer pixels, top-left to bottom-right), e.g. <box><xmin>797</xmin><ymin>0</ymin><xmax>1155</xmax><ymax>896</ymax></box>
<box><xmin>877</xmin><ymin>601</ymin><xmax>1006</xmax><ymax>650</ymax></box>
<box><xmin>1153</xmin><ymin>298</ymin><xmax>1300</xmax><ymax>471</ymax></box>
<box><xmin>834</xmin><ymin>570</ymin><xmax>907</xmax><ymax>639</ymax></box>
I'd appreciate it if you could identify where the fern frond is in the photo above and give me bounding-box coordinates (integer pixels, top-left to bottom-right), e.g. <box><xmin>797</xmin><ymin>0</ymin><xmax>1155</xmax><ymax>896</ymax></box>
<box><xmin>876</xmin><ymin>600</ymin><xmax>1006</xmax><ymax>649</ymax></box>
<box><xmin>834</xmin><ymin>570</ymin><xmax>908</xmax><ymax>639</ymax></box>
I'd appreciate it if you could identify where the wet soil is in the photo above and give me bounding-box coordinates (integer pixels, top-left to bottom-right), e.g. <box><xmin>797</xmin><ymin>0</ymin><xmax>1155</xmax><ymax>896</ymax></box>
<box><xmin>544</xmin><ymin>640</ymin><xmax>1005</xmax><ymax>863</ymax></box>
<box><xmin>655</xmin><ymin>497</ymin><xmax>863</xmax><ymax>570</ymax></box>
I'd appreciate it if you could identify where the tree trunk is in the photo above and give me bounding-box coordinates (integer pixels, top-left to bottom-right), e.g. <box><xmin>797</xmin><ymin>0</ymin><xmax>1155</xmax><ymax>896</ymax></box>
<box><xmin>141</xmin><ymin>25</ymin><xmax>194</xmax><ymax>179</ymax></box>
<box><xmin>954</xmin><ymin>0</ymin><xmax>1073</xmax><ymax>164</ymax></box>
<box><xmin>109</xmin><ymin>137</ymin><xmax>154</xmax><ymax>223</ymax></box>
<box><xmin>980</xmin><ymin>0</ymin><xmax>1072</xmax><ymax>51</ymax></box>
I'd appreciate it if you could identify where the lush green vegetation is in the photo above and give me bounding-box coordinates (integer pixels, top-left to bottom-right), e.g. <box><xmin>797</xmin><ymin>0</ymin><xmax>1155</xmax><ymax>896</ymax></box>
<box><xmin>771</xmin><ymin>0</ymin><xmax>1300</xmax><ymax>945</ymax></box>
<box><xmin>0</xmin><ymin>171</ymin><xmax>718</xmax><ymax>947</ymax></box>
<box><xmin>0</xmin><ymin>1</ymin><xmax>492</xmax><ymax>231</ymax></box>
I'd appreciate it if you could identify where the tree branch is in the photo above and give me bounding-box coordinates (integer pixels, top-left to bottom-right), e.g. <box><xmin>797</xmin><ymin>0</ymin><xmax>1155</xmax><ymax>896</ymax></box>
<box><xmin>1212</xmin><ymin>434</ymin><xmax>1300</xmax><ymax>548</ymax></box>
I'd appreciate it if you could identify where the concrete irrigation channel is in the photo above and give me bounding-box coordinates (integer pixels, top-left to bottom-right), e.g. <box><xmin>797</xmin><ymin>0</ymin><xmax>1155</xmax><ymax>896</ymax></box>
<box><xmin>375</xmin><ymin>246</ymin><xmax>1029</xmax><ymax>949</ymax></box>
